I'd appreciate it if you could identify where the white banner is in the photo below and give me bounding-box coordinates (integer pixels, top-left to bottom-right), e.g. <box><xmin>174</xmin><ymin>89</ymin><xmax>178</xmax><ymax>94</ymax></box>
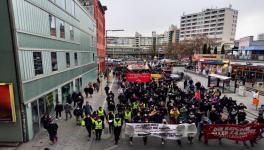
<box><xmin>125</xmin><ymin>123</ymin><xmax>197</xmax><ymax>140</ymax></box>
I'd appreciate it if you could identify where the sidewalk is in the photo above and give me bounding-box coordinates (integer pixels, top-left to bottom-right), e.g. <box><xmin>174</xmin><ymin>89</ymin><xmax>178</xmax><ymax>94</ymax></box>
<box><xmin>11</xmin><ymin>76</ymin><xmax>115</xmax><ymax>150</ymax></box>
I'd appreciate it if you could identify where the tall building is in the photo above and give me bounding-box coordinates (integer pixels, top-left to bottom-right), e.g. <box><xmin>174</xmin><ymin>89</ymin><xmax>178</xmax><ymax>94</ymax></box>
<box><xmin>168</xmin><ymin>25</ymin><xmax>180</xmax><ymax>44</ymax></box>
<box><xmin>258</xmin><ymin>33</ymin><xmax>264</xmax><ymax>41</ymax></box>
<box><xmin>179</xmin><ymin>6</ymin><xmax>238</xmax><ymax>45</ymax></box>
<box><xmin>0</xmin><ymin>0</ymin><xmax>97</xmax><ymax>142</ymax></box>
<box><xmin>93</xmin><ymin>0</ymin><xmax>107</xmax><ymax>73</ymax></box>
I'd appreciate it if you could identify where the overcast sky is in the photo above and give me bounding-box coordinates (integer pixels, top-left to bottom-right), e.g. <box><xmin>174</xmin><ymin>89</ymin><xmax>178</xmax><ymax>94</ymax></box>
<box><xmin>100</xmin><ymin>0</ymin><xmax>264</xmax><ymax>40</ymax></box>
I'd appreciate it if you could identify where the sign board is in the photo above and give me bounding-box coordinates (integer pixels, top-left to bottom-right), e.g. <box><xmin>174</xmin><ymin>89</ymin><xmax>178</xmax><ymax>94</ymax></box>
<box><xmin>0</xmin><ymin>83</ymin><xmax>16</xmax><ymax>122</ymax></box>
<box><xmin>125</xmin><ymin>123</ymin><xmax>197</xmax><ymax>140</ymax></box>
<box><xmin>151</xmin><ymin>74</ymin><xmax>161</xmax><ymax>80</ymax></box>
<box><xmin>125</xmin><ymin>73</ymin><xmax>151</xmax><ymax>83</ymax></box>
<box><xmin>203</xmin><ymin>123</ymin><xmax>264</xmax><ymax>141</ymax></box>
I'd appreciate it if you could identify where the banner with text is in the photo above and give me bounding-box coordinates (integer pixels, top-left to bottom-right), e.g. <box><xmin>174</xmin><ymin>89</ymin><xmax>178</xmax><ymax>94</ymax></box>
<box><xmin>125</xmin><ymin>73</ymin><xmax>151</xmax><ymax>83</ymax></box>
<box><xmin>125</xmin><ymin>123</ymin><xmax>197</xmax><ymax>140</ymax></box>
<box><xmin>203</xmin><ymin>123</ymin><xmax>264</xmax><ymax>141</ymax></box>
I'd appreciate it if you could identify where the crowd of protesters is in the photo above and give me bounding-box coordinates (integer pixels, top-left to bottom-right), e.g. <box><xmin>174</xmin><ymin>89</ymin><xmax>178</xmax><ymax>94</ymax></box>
<box><xmin>40</xmin><ymin>65</ymin><xmax>264</xmax><ymax>147</ymax></box>
<box><xmin>107</xmin><ymin>66</ymin><xmax>264</xmax><ymax>147</ymax></box>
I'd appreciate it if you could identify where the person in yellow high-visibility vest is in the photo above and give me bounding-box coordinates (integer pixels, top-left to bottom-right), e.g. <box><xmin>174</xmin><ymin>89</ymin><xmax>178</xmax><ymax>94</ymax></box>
<box><xmin>97</xmin><ymin>106</ymin><xmax>106</xmax><ymax>122</ymax></box>
<box><xmin>94</xmin><ymin>117</ymin><xmax>104</xmax><ymax>141</ymax></box>
<box><xmin>113</xmin><ymin>114</ymin><xmax>123</xmax><ymax>145</ymax></box>
<box><xmin>132</xmin><ymin>101</ymin><xmax>139</xmax><ymax>115</ymax></box>
<box><xmin>124</xmin><ymin>108</ymin><xmax>132</xmax><ymax>123</ymax></box>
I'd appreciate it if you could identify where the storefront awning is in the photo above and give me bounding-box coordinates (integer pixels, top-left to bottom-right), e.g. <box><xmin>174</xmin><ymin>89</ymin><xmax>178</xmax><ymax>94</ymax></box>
<box><xmin>209</xmin><ymin>74</ymin><xmax>231</xmax><ymax>80</ymax></box>
<box><xmin>244</xmin><ymin>46</ymin><xmax>264</xmax><ymax>51</ymax></box>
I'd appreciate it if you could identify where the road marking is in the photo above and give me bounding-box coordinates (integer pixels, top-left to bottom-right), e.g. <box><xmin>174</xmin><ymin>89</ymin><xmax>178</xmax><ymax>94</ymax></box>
<box><xmin>102</xmin><ymin>77</ymin><xmax>115</xmax><ymax>108</ymax></box>
<box><xmin>104</xmin><ymin>145</ymin><xmax>118</xmax><ymax>150</ymax></box>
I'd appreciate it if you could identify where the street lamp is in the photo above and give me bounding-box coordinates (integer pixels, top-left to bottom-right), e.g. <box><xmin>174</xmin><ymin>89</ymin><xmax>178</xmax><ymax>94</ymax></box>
<box><xmin>105</xmin><ymin>29</ymin><xmax>124</xmax><ymax>86</ymax></box>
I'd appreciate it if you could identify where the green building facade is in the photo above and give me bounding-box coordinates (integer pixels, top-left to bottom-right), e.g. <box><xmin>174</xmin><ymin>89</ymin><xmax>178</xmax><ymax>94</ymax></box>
<box><xmin>0</xmin><ymin>0</ymin><xmax>98</xmax><ymax>142</ymax></box>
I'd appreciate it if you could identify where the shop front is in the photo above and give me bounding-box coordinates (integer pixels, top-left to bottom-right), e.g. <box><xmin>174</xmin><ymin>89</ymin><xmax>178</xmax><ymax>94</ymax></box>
<box><xmin>231</xmin><ymin>64</ymin><xmax>264</xmax><ymax>82</ymax></box>
<box><xmin>61</xmin><ymin>82</ymin><xmax>73</xmax><ymax>103</ymax></box>
<box><xmin>27</xmin><ymin>90</ymin><xmax>58</xmax><ymax>139</ymax></box>
<box><xmin>193</xmin><ymin>54</ymin><xmax>230</xmax><ymax>76</ymax></box>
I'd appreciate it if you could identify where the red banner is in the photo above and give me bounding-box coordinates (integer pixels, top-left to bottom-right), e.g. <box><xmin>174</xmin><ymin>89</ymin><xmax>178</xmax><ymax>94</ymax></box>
<box><xmin>203</xmin><ymin>123</ymin><xmax>264</xmax><ymax>141</ymax></box>
<box><xmin>125</xmin><ymin>73</ymin><xmax>151</xmax><ymax>82</ymax></box>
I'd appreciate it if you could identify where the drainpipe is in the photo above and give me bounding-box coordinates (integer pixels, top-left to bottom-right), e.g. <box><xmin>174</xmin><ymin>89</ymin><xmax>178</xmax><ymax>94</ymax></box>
<box><xmin>7</xmin><ymin>0</ymin><xmax>28</xmax><ymax>142</ymax></box>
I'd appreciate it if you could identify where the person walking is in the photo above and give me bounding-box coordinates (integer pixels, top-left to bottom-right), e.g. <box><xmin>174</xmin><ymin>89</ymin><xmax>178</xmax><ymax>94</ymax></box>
<box><xmin>83</xmin><ymin>101</ymin><xmax>93</xmax><ymax>115</ymax></box>
<box><xmin>47</xmin><ymin>121</ymin><xmax>58</xmax><ymax>145</ymax></box>
<box><xmin>55</xmin><ymin>102</ymin><xmax>63</xmax><ymax>120</ymax></box>
<box><xmin>64</xmin><ymin>103</ymin><xmax>72</xmax><ymax>121</ymax></box>
<box><xmin>113</xmin><ymin>115</ymin><xmax>123</xmax><ymax>145</ymax></box>
<box><xmin>105</xmin><ymin>85</ymin><xmax>110</xmax><ymax>95</ymax></box>
<box><xmin>73</xmin><ymin>106</ymin><xmax>83</xmax><ymax>125</ymax></box>
<box><xmin>252</xmin><ymin>90</ymin><xmax>260</xmax><ymax>110</ymax></box>
<box><xmin>82</xmin><ymin>114</ymin><xmax>94</xmax><ymax>140</ymax></box>
<box><xmin>41</xmin><ymin>113</ymin><xmax>52</xmax><ymax>130</ymax></box>
<box><xmin>88</xmin><ymin>83</ymin><xmax>94</xmax><ymax>97</ymax></box>
<box><xmin>107</xmin><ymin>111</ymin><xmax>115</xmax><ymax>134</ymax></box>
<box><xmin>97</xmin><ymin>106</ymin><xmax>106</xmax><ymax>122</ymax></box>
<box><xmin>94</xmin><ymin>117</ymin><xmax>104</xmax><ymax>141</ymax></box>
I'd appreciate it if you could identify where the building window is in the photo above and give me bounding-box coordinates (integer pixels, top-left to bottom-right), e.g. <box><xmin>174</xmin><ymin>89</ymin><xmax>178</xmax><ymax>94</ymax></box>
<box><xmin>58</xmin><ymin>19</ymin><xmax>65</xmax><ymax>38</ymax></box>
<box><xmin>70</xmin><ymin>25</ymin><xmax>74</xmax><ymax>40</ymax></box>
<box><xmin>66</xmin><ymin>52</ymin><xmax>70</xmax><ymax>68</ymax></box>
<box><xmin>49</xmin><ymin>15</ymin><xmax>56</xmax><ymax>37</ymax></box>
<box><xmin>51</xmin><ymin>52</ymin><xmax>58</xmax><ymax>71</ymax></box>
<box><xmin>93</xmin><ymin>53</ymin><xmax>95</xmax><ymax>62</ymax></box>
<box><xmin>33</xmin><ymin>52</ymin><xmax>43</xmax><ymax>75</ymax></box>
<box><xmin>74</xmin><ymin>52</ymin><xmax>78</xmax><ymax>66</ymax></box>
<box><xmin>56</xmin><ymin>0</ymin><xmax>66</xmax><ymax>10</ymax></box>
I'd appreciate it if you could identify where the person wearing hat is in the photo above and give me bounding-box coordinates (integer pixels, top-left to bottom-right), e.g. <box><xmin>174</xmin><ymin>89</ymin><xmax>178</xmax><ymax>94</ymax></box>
<box><xmin>113</xmin><ymin>114</ymin><xmax>123</xmax><ymax>144</ymax></box>
<box><xmin>94</xmin><ymin>117</ymin><xmax>104</xmax><ymax>141</ymax></box>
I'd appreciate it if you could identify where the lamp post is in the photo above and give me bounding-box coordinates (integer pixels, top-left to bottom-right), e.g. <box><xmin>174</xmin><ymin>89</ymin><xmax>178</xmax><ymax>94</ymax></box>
<box><xmin>105</xmin><ymin>29</ymin><xmax>124</xmax><ymax>86</ymax></box>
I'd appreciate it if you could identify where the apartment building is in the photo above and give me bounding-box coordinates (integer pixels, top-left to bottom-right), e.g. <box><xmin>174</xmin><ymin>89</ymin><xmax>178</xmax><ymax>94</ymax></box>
<box><xmin>180</xmin><ymin>7</ymin><xmax>238</xmax><ymax>45</ymax></box>
<box><xmin>93</xmin><ymin>0</ymin><xmax>107</xmax><ymax>73</ymax></box>
<box><xmin>0</xmin><ymin>0</ymin><xmax>97</xmax><ymax>142</ymax></box>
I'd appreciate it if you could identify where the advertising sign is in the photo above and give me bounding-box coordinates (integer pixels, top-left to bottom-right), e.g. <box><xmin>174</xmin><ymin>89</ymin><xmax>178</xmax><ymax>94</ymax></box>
<box><xmin>151</xmin><ymin>74</ymin><xmax>162</xmax><ymax>80</ymax></box>
<box><xmin>0</xmin><ymin>83</ymin><xmax>16</xmax><ymax>122</ymax></box>
<box><xmin>125</xmin><ymin>123</ymin><xmax>197</xmax><ymax>140</ymax></box>
<box><xmin>125</xmin><ymin>73</ymin><xmax>151</xmax><ymax>83</ymax></box>
<box><xmin>203</xmin><ymin>123</ymin><xmax>264</xmax><ymax>141</ymax></box>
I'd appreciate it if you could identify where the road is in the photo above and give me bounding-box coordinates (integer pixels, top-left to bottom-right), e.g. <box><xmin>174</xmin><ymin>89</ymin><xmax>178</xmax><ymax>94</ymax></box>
<box><xmin>7</xmin><ymin>71</ymin><xmax>264</xmax><ymax>150</ymax></box>
<box><xmin>90</xmin><ymin>70</ymin><xmax>264</xmax><ymax>150</ymax></box>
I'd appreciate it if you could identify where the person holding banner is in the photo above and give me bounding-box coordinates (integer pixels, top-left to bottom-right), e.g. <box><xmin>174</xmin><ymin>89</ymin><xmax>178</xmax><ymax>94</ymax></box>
<box><xmin>107</xmin><ymin>111</ymin><xmax>115</xmax><ymax>134</ymax></box>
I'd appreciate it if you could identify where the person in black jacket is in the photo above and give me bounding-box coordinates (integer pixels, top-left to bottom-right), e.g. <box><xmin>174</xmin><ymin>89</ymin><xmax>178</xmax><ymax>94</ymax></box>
<box><xmin>55</xmin><ymin>102</ymin><xmax>63</xmax><ymax>120</ymax></box>
<box><xmin>47</xmin><ymin>121</ymin><xmax>58</xmax><ymax>145</ymax></box>
<box><xmin>105</xmin><ymin>85</ymin><xmax>110</xmax><ymax>95</ymax></box>
<box><xmin>41</xmin><ymin>113</ymin><xmax>51</xmax><ymax>130</ymax></box>
<box><xmin>73</xmin><ymin>106</ymin><xmax>83</xmax><ymax>125</ymax></box>
<box><xmin>83</xmin><ymin>114</ymin><xmax>93</xmax><ymax>140</ymax></box>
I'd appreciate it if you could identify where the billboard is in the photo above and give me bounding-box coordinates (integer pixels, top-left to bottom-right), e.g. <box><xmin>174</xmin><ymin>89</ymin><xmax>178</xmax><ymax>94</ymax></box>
<box><xmin>126</xmin><ymin>73</ymin><xmax>151</xmax><ymax>83</ymax></box>
<box><xmin>0</xmin><ymin>83</ymin><xmax>16</xmax><ymax>122</ymax></box>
